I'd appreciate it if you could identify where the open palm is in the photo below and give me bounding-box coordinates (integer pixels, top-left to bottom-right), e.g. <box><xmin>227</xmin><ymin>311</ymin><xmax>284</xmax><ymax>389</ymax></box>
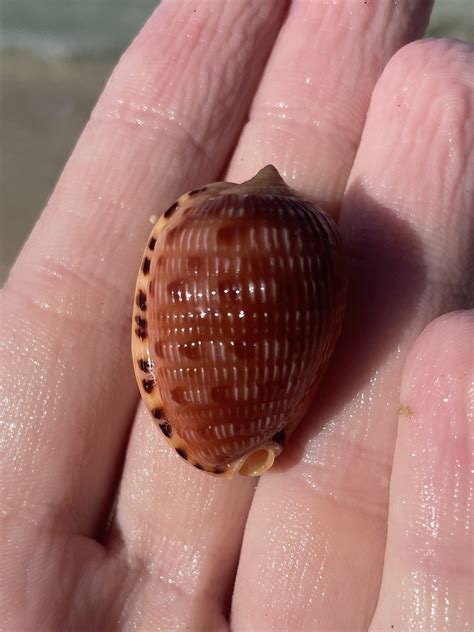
<box><xmin>1</xmin><ymin>2</ymin><xmax>472</xmax><ymax>631</ymax></box>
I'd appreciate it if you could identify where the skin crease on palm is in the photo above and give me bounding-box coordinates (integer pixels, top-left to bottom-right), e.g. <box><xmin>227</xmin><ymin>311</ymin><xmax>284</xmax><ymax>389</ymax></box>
<box><xmin>0</xmin><ymin>0</ymin><xmax>472</xmax><ymax>630</ymax></box>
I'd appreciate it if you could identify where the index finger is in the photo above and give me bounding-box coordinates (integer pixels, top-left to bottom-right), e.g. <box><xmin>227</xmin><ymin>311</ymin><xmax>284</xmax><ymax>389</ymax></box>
<box><xmin>0</xmin><ymin>0</ymin><xmax>288</xmax><ymax>536</ymax></box>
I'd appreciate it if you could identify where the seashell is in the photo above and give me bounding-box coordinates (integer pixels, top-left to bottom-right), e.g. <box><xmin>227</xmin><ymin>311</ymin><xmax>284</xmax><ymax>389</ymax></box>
<box><xmin>132</xmin><ymin>165</ymin><xmax>347</xmax><ymax>478</ymax></box>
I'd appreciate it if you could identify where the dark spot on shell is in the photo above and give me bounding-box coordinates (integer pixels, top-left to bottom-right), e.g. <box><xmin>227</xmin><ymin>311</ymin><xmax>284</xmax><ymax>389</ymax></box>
<box><xmin>134</xmin><ymin>315</ymin><xmax>147</xmax><ymax>340</ymax></box>
<box><xmin>152</xmin><ymin>407</ymin><xmax>166</xmax><ymax>420</ymax></box>
<box><xmin>211</xmin><ymin>385</ymin><xmax>233</xmax><ymax>403</ymax></box>
<box><xmin>176</xmin><ymin>447</ymin><xmax>188</xmax><ymax>460</ymax></box>
<box><xmin>187</xmin><ymin>256</ymin><xmax>202</xmax><ymax>274</ymax></box>
<box><xmin>216</xmin><ymin>224</ymin><xmax>238</xmax><ymax>247</ymax></box>
<box><xmin>138</xmin><ymin>358</ymin><xmax>154</xmax><ymax>373</ymax></box>
<box><xmin>170</xmin><ymin>387</ymin><xmax>192</xmax><ymax>405</ymax></box>
<box><xmin>135</xmin><ymin>327</ymin><xmax>147</xmax><ymax>340</ymax></box>
<box><xmin>154</xmin><ymin>340</ymin><xmax>165</xmax><ymax>358</ymax></box>
<box><xmin>194</xmin><ymin>463</ymin><xmax>204</xmax><ymax>470</ymax></box>
<box><xmin>149</xmin><ymin>279</ymin><xmax>155</xmax><ymax>297</ymax></box>
<box><xmin>142</xmin><ymin>378</ymin><xmax>155</xmax><ymax>393</ymax></box>
<box><xmin>233</xmin><ymin>339</ymin><xmax>256</xmax><ymax>360</ymax></box>
<box><xmin>148</xmin><ymin>237</ymin><xmax>156</xmax><ymax>251</ymax></box>
<box><xmin>179</xmin><ymin>340</ymin><xmax>201</xmax><ymax>360</ymax></box>
<box><xmin>157</xmin><ymin>255</ymin><xmax>166</xmax><ymax>269</ymax></box>
<box><xmin>142</xmin><ymin>257</ymin><xmax>151</xmax><ymax>275</ymax></box>
<box><xmin>136</xmin><ymin>289</ymin><xmax>147</xmax><ymax>311</ymax></box>
<box><xmin>188</xmin><ymin>187</ymin><xmax>206</xmax><ymax>197</ymax></box>
<box><xmin>272</xmin><ymin>430</ymin><xmax>286</xmax><ymax>445</ymax></box>
<box><xmin>218</xmin><ymin>279</ymin><xmax>241</xmax><ymax>302</ymax></box>
<box><xmin>167</xmin><ymin>279</ymin><xmax>187</xmax><ymax>302</ymax></box>
<box><xmin>164</xmin><ymin>201</ymin><xmax>178</xmax><ymax>218</ymax></box>
<box><xmin>256</xmin><ymin>382</ymin><xmax>286</xmax><ymax>400</ymax></box>
<box><xmin>159</xmin><ymin>421</ymin><xmax>172</xmax><ymax>437</ymax></box>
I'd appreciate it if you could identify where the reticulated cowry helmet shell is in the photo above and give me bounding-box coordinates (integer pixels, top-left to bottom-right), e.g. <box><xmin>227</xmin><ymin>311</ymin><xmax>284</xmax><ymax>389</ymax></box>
<box><xmin>132</xmin><ymin>165</ymin><xmax>347</xmax><ymax>478</ymax></box>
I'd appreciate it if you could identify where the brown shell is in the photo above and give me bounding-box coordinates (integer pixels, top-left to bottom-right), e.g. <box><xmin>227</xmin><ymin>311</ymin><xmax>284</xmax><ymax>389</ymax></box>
<box><xmin>132</xmin><ymin>166</ymin><xmax>347</xmax><ymax>477</ymax></box>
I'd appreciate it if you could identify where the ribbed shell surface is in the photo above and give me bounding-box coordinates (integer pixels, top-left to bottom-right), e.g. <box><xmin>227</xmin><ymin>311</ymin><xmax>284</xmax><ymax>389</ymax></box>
<box><xmin>145</xmin><ymin>192</ymin><xmax>346</xmax><ymax>470</ymax></box>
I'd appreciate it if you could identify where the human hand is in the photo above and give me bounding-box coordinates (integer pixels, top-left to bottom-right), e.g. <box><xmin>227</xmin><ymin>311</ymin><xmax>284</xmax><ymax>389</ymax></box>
<box><xmin>1</xmin><ymin>2</ymin><xmax>472</xmax><ymax>630</ymax></box>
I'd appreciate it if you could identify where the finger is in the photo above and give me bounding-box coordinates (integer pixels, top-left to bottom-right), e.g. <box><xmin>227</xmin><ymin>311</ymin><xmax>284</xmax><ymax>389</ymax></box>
<box><xmin>227</xmin><ymin>0</ymin><xmax>433</xmax><ymax>215</ymax></box>
<box><xmin>0</xmin><ymin>0</ymin><xmax>288</xmax><ymax>536</ymax></box>
<box><xmin>107</xmin><ymin>408</ymin><xmax>256</xmax><ymax>631</ymax></box>
<box><xmin>370</xmin><ymin>311</ymin><xmax>474</xmax><ymax>632</ymax></box>
<box><xmin>232</xmin><ymin>38</ymin><xmax>474</xmax><ymax>631</ymax></box>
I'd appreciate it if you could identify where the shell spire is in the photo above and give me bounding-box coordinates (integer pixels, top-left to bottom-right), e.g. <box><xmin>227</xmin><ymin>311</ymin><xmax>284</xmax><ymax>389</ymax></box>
<box><xmin>233</xmin><ymin>164</ymin><xmax>288</xmax><ymax>192</ymax></box>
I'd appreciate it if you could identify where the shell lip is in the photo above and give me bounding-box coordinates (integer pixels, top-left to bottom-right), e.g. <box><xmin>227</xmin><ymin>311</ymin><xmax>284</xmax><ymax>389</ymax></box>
<box><xmin>223</xmin><ymin>441</ymin><xmax>283</xmax><ymax>478</ymax></box>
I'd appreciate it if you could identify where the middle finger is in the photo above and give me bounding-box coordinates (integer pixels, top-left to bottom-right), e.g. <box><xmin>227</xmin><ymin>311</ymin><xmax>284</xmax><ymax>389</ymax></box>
<box><xmin>228</xmin><ymin>0</ymin><xmax>432</xmax><ymax>216</ymax></box>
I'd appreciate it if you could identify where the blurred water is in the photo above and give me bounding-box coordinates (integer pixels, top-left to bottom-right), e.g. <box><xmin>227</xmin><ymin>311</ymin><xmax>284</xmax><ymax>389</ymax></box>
<box><xmin>0</xmin><ymin>0</ymin><xmax>472</xmax><ymax>283</ymax></box>
<box><xmin>0</xmin><ymin>0</ymin><xmax>158</xmax><ymax>55</ymax></box>
<box><xmin>1</xmin><ymin>0</ymin><xmax>472</xmax><ymax>56</ymax></box>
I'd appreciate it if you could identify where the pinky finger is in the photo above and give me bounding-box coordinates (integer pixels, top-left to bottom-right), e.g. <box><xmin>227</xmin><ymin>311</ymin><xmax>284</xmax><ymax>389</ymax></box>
<box><xmin>370</xmin><ymin>311</ymin><xmax>474</xmax><ymax>631</ymax></box>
